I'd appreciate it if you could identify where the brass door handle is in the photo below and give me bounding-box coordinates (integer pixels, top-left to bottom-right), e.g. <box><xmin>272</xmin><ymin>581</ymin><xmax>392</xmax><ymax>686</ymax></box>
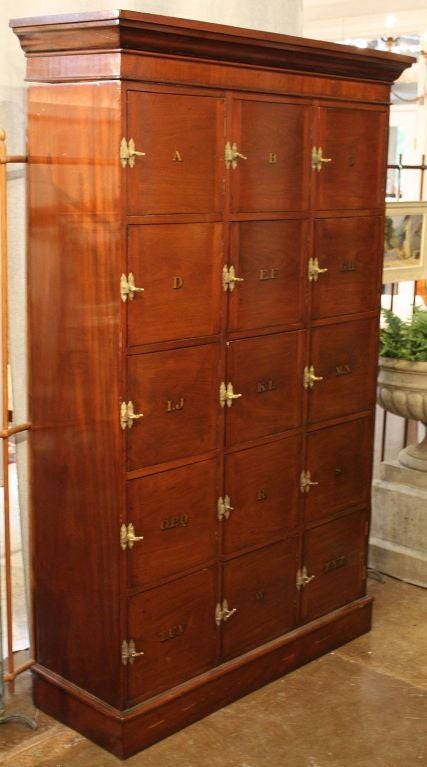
<box><xmin>120</xmin><ymin>272</ymin><xmax>145</xmax><ymax>302</ymax></box>
<box><xmin>308</xmin><ymin>258</ymin><xmax>328</xmax><ymax>282</ymax></box>
<box><xmin>222</xmin><ymin>265</ymin><xmax>244</xmax><ymax>292</ymax></box>
<box><xmin>120</xmin><ymin>401</ymin><xmax>144</xmax><ymax>430</ymax></box>
<box><xmin>225</xmin><ymin>141</ymin><xmax>248</xmax><ymax>169</ymax></box>
<box><xmin>120</xmin><ymin>138</ymin><xmax>146</xmax><ymax>168</ymax></box>
<box><xmin>303</xmin><ymin>366</ymin><xmax>323</xmax><ymax>390</ymax></box>
<box><xmin>312</xmin><ymin>146</ymin><xmax>332</xmax><ymax>172</ymax></box>
<box><xmin>296</xmin><ymin>566</ymin><xmax>316</xmax><ymax>590</ymax></box>
<box><xmin>300</xmin><ymin>470</ymin><xmax>319</xmax><ymax>493</ymax></box>
<box><xmin>222</xmin><ymin>604</ymin><xmax>237</xmax><ymax>621</ymax></box>
<box><xmin>220</xmin><ymin>382</ymin><xmax>243</xmax><ymax>408</ymax></box>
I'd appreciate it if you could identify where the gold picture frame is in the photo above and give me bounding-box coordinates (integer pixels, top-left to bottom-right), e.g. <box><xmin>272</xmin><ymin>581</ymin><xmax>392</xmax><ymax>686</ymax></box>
<box><xmin>383</xmin><ymin>201</ymin><xmax>427</xmax><ymax>283</ymax></box>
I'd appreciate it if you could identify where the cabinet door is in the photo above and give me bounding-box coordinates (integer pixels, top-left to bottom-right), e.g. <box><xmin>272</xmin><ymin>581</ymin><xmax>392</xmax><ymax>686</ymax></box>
<box><xmin>127</xmin><ymin>343</ymin><xmax>221</xmax><ymax>470</ymax></box>
<box><xmin>311</xmin><ymin>216</ymin><xmax>382</xmax><ymax>320</ymax></box>
<box><xmin>225</xmin><ymin>332</ymin><xmax>304</xmax><ymax>447</ymax></box>
<box><xmin>127</xmin><ymin>567</ymin><xmax>217</xmax><ymax>703</ymax></box>
<box><xmin>314</xmin><ymin>106</ymin><xmax>387</xmax><ymax>211</ymax></box>
<box><xmin>227</xmin><ymin>220</ymin><xmax>307</xmax><ymax>333</ymax></box>
<box><xmin>127</xmin><ymin>459</ymin><xmax>219</xmax><ymax>589</ymax></box>
<box><xmin>223</xmin><ymin>436</ymin><xmax>300</xmax><ymax>555</ymax></box>
<box><xmin>304</xmin><ymin>417</ymin><xmax>373</xmax><ymax>525</ymax></box>
<box><xmin>127</xmin><ymin>224</ymin><xmax>223</xmax><ymax>346</ymax></box>
<box><xmin>230</xmin><ymin>98</ymin><xmax>311</xmax><ymax>213</ymax></box>
<box><xmin>307</xmin><ymin>317</ymin><xmax>378</xmax><ymax>424</ymax></box>
<box><xmin>300</xmin><ymin>511</ymin><xmax>367</xmax><ymax>623</ymax></box>
<box><xmin>127</xmin><ymin>91</ymin><xmax>224</xmax><ymax>215</ymax></box>
<box><xmin>222</xmin><ymin>540</ymin><xmax>298</xmax><ymax>659</ymax></box>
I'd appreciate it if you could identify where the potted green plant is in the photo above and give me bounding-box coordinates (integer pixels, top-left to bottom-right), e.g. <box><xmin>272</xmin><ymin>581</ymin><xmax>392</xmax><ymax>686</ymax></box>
<box><xmin>377</xmin><ymin>308</ymin><xmax>427</xmax><ymax>471</ymax></box>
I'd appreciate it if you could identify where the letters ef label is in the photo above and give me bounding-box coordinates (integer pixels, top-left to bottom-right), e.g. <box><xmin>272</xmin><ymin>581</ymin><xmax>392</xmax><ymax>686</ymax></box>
<box><xmin>260</xmin><ymin>268</ymin><xmax>278</xmax><ymax>281</ymax></box>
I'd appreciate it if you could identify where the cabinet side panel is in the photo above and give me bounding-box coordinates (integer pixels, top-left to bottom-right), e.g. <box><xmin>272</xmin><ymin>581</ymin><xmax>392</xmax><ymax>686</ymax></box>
<box><xmin>28</xmin><ymin>82</ymin><xmax>123</xmax><ymax>706</ymax></box>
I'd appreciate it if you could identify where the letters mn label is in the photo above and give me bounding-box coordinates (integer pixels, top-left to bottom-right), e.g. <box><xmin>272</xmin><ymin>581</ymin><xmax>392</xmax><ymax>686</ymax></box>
<box><xmin>257</xmin><ymin>489</ymin><xmax>268</xmax><ymax>501</ymax></box>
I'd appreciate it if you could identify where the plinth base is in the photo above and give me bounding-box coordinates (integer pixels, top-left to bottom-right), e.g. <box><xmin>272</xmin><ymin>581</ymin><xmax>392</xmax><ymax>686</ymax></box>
<box><xmin>371</xmin><ymin>461</ymin><xmax>427</xmax><ymax>587</ymax></box>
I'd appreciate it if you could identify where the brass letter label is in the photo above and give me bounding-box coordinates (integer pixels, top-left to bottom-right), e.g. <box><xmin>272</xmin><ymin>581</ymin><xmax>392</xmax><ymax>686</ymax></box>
<box><xmin>335</xmin><ymin>364</ymin><xmax>351</xmax><ymax>376</ymax></box>
<box><xmin>167</xmin><ymin>397</ymin><xmax>185</xmax><ymax>412</ymax></box>
<box><xmin>260</xmin><ymin>268</ymin><xmax>279</xmax><ymax>281</ymax></box>
<box><xmin>161</xmin><ymin>514</ymin><xmax>190</xmax><ymax>531</ymax></box>
<box><xmin>323</xmin><ymin>555</ymin><xmax>347</xmax><ymax>574</ymax></box>
<box><xmin>159</xmin><ymin>623</ymin><xmax>187</xmax><ymax>642</ymax></box>
<box><xmin>257</xmin><ymin>489</ymin><xmax>268</xmax><ymax>502</ymax></box>
<box><xmin>340</xmin><ymin>262</ymin><xmax>357</xmax><ymax>272</ymax></box>
<box><xmin>173</xmin><ymin>276</ymin><xmax>184</xmax><ymax>289</ymax></box>
<box><xmin>173</xmin><ymin>150</ymin><xmax>183</xmax><ymax>162</ymax></box>
<box><xmin>269</xmin><ymin>152</ymin><xmax>278</xmax><ymax>164</ymax></box>
<box><xmin>255</xmin><ymin>590</ymin><xmax>265</xmax><ymax>601</ymax></box>
<box><xmin>257</xmin><ymin>380</ymin><xmax>276</xmax><ymax>394</ymax></box>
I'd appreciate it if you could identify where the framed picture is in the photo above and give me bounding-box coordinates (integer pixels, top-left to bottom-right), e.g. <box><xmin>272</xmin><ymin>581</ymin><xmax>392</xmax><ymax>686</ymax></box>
<box><xmin>383</xmin><ymin>201</ymin><xmax>427</xmax><ymax>283</ymax></box>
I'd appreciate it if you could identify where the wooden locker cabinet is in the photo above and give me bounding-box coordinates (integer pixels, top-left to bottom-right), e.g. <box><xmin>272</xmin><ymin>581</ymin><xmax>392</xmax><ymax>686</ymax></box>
<box><xmin>11</xmin><ymin>10</ymin><xmax>412</xmax><ymax>758</ymax></box>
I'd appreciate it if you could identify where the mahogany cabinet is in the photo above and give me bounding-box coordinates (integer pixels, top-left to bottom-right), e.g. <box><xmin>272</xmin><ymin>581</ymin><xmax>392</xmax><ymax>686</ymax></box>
<box><xmin>11</xmin><ymin>10</ymin><xmax>412</xmax><ymax>758</ymax></box>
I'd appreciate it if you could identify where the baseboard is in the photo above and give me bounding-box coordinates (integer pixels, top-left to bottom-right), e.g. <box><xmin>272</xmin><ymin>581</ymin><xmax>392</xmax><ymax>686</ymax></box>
<box><xmin>33</xmin><ymin>595</ymin><xmax>373</xmax><ymax>759</ymax></box>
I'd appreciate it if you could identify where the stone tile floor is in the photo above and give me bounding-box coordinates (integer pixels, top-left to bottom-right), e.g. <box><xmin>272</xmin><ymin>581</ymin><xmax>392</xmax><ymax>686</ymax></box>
<box><xmin>0</xmin><ymin>575</ymin><xmax>426</xmax><ymax>767</ymax></box>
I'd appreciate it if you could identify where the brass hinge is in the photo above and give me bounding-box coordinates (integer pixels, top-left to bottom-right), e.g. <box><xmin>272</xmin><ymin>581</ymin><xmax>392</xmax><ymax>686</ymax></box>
<box><xmin>217</xmin><ymin>495</ymin><xmax>234</xmax><ymax>520</ymax></box>
<box><xmin>225</xmin><ymin>141</ymin><xmax>247</xmax><ymax>169</ymax></box>
<box><xmin>120</xmin><ymin>401</ymin><xmax>144</xmax><ymax>430</ymax></box>
<box><xmin>296</xmin><ymin>566</ymin><xmax>316</xmax><ymax>590</ymax></box>
<box><xmin>121</xmin><ymin>639</ymin><xmax>144</xmax><ymax>666</ymax></box>
<box><xmin>311</xmin><ymin>146</ymin><xmax>332</xmax><ymax>172</ymax></box>
<box><xmin>120</xmin><ymin>272</ymin><xmax>145</xmax><ymax>302</ymax></box>
<box><xmin>300</xmin><ymin>470</ymin><xmax>319</xmax><ymax>494</ymax></box>
<box><xmin>219</xmin><ymin>381</ymin><xmax>243</xmax><ymax>408</ymax></box>
<box><xmin>120</xmin><ymin>522</ymin><xmax>144</xmax><ymax>550</ymax></box>
<box><xmin>308</xmin><ymin>257</ymin><xmax>328</xmax><ymax>282</ymax></box>
<box><xmin>120</xmin><ymin>137</ymin><xmax>146</xmax><ymax>168</ymax></box>
<box><xmin>215</xmin><ymin>599</ymin><xmax>237</xmax><ymax>626</ymax></box>
<box><xmin>303</xmin><ymin>365</ymin><xmax>323</xmax><ymax>390</ymax></box>
<box><xmin>222</xmin><ymin>264</ymin><xmax>244</xmax><ymax>292</ymax></box>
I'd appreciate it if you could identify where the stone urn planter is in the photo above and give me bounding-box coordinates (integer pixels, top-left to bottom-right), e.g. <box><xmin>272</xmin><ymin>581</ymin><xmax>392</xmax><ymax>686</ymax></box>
<box><xmin>377</xmin><ymin>357</ymin><xmax>427</xmax><ymax>471</ymax></box>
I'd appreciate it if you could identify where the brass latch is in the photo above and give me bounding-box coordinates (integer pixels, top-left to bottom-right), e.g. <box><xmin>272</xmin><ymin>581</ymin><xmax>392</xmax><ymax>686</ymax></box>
<box><xmin>120</xmin><ymin>401</ymin><xmax>144</xmax><ymax>430</ymax></box>
<box><xmin>120</xmin><ymin>272</ymin><xmax>145</xmax><ymax>302</ymax></box>
<box><xmin>121</xmin><ymin>639</ymin><xmax>144</xmax><ymax>665</ymax></box>
<box><xmin>217</xmin><ymin>495</ymin><xmax>234</xmax><ymax>520</ymax></box>
<box><xmin>215</xmin><ymin>600</ymin><xmax>237</xmax><ymax>625</ymax></box>
<box><xmin>296</xmin><ymin>566</ymin><xmax>316</xmax><ymax>590</ymax></box>
<box><xmin>311</xmin><ymin>146</ymin><xmax>332</xmax><ymax>172</ymax></box>
<box><xmin>300</xmin><ymin>470</ymin><xmax>319</xmax><ymax>494</ymax></box>
<box><xmin>308</xmin><ymin>257</ymin><xmax>328</xmax><ymax>282</ymax></box>
<box><xmin>120</xmin><ymin>522</ymin><xmax>144</xmax><ymax>550</ymax></box>
<box><xmin>303</xmin><ymin>365</ymin><xmax>323</xmax><ymax>390</ymax></box>
<box><xmin>120</xmin><ymin>138</ymin><xmax>146</xmax><ymax>168</ymax></box>
<box><xmin>225</xmin><ymin>141</ymin><xmax>247</xmax><ymax>169</ymax></box>
<box><xmin>222</xmin><ymin>264</ymin><xmax>244</xmax><ymax>292</ymax></box>
<box><xmin>220</xmin><ymin>382</ymin><xmax>243</xmax><ymax>408</ymax></box>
